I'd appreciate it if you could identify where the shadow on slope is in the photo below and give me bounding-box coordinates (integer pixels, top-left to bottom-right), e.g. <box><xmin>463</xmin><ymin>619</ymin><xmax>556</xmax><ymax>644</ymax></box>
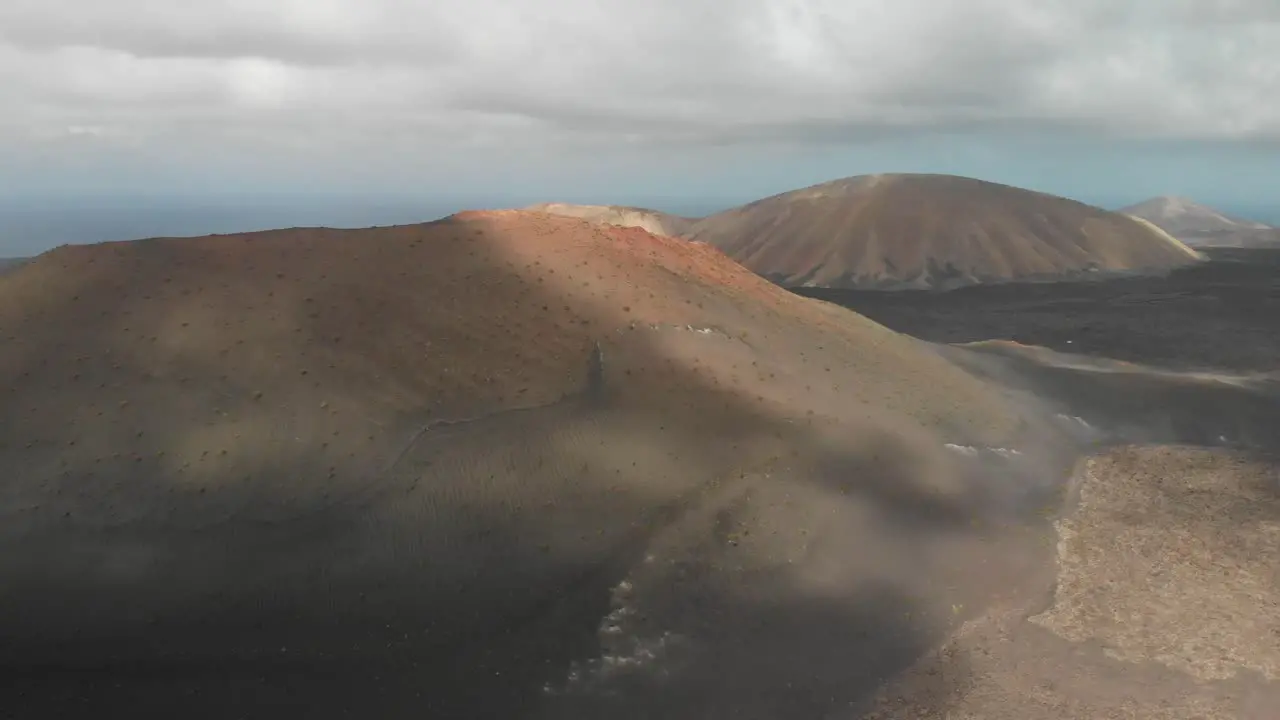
<box><xmin>0</xmin><ymin>214</ymin><xmax>1066</xmax><ymax>718</ymax></box>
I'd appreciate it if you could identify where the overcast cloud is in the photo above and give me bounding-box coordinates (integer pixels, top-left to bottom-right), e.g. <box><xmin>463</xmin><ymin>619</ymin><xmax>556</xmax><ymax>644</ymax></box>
<box><xmin>3</xmin><ymin>1</ymin><xmax>1278</xmax><ymax>145</ymax></box>
<box><xmin>0</xmin><ymin>0</ymin><xmax>1278</xmax><ymax>211</ymax></box>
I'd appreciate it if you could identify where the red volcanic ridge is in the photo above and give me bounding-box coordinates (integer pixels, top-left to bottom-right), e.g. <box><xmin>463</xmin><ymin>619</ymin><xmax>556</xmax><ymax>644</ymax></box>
<box><xmin>0</xmin><ymin>208</ymin><xmax>1025</xmax><ymax>649</ymax></box>
<box><xmin>0</xmin><ymin>208</ymin><xmax>1056</xmax><ymax>715</ymax></box>
<box><xmin>684</xmin><ymin>173</ymin><xmax>1204</xmax><ymax>290</ymax></box>
<box><xmin>520</xmin><ymin>203</ymin><xmax>697</xmax><ymax>238</ymax></box>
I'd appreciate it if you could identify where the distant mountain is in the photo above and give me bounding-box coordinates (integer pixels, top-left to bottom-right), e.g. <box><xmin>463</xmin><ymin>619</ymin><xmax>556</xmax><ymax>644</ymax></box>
<box><xmin>683</xmin><ymin>173</ymin><xmax>1203</xmax><ymax>290</ymax></box>
<box><xmin>522</xmin><ymin>203</ymin><xmax>697</xmax><ymax>238</ymax></box>
<box><xmin>1119</xmin><ymin>196</ymin><xmax>1280</xmax><ymax>248</ymax></box>
<box><xmin>0</xmin><ymin>257</ymin><xmax>27</xmax><ymax>275</ymax></box>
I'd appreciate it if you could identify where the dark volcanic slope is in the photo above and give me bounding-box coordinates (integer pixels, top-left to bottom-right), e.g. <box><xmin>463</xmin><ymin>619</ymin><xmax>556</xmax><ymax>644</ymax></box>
<box><xmin>0</xmin><ymin>211</ymin><xmax>1064</xmax><ymax>719</ymax></box>
<box><xmin>685</xmin><ymin>173</ymin><xmax>1203</xmax><ymax>289</ymax></box>
<box><xmin>795</xmin><ymin>248</ymin><xmax>1280</xmax><ymax>372</ymax></box>
<box><xmin>1121</xmin><ymin>196</ymin><xmax>1280</xmax><ymax>248</ymax></box>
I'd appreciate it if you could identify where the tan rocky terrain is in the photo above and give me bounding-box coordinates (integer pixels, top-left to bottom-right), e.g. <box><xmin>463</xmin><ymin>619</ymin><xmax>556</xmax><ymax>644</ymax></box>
<box><xmin>685</xmin><ymin>173</ymin><xmax>1203</xmax><ymax>289</ymax></box>
<box><xmin>522</xmin><ymin>202</ymin><xmax>697</xmax><ymax>237</ymax></box>
<box><xmin>864</xmin><ymin>445</ymin><xmax>1280</xmax><ymax>720</ymax></box>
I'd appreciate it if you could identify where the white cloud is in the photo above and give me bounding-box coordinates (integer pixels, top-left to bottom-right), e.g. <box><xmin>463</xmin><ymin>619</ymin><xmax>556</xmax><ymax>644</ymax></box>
<box><xmin>0</xmin><ymin>0</ymin><xmax>1277</xmax><ymax>159</ymax></box>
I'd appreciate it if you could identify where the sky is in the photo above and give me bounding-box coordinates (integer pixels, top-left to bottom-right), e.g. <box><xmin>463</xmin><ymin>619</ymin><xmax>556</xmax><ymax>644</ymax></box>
<box><xmin>2</xmin><ymin>0</ymin><xmax>1280</xmax><ymax>254</ymax></box>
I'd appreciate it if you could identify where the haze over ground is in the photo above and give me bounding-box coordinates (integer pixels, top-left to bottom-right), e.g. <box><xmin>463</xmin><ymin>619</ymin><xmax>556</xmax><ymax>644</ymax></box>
<box><xmin>3</xmin><ymin>1</ymin><xmax>1280</xmax><ymax>255</ymax></box>
<box><xmin>0</xmin><ymin>211</ymin><xmax>1073</xmax><ymax>717</ymax></box>
<box><xmin>3</xmin><ymin>2</ymin><xmax>1280</xmax><ymax>717</ymax></box>
<box><xmin>6</xmin><ymin>208</ymin><xmax>1278</xmax><ymax>718</ymax></box>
